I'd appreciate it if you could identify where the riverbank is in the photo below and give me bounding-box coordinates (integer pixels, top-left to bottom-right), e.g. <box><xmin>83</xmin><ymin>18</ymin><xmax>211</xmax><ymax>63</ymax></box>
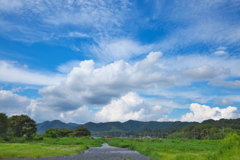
<box><xmin>2</xmin><ymin>143</ymin><xmax>149</xmax><ymax>160</ymax></box>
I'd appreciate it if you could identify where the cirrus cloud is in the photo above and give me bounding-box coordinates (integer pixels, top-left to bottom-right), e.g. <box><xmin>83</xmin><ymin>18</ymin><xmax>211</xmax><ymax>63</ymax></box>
<box><xmin>182</xmin><ymin>65</ymin><xmax>230</xmax><ymax>81</ymax></box>
<box><xmin>0</xmin><ymin>61</ymin><xmax>65</xmax><ymax>85</ymax></box>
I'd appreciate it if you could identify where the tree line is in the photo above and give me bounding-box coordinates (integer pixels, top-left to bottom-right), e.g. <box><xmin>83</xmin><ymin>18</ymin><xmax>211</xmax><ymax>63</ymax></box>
<box><xmin>0</xmin><ymin>113</ymin><xmax>37</xmax><ymax>141</ymax></box>
<box><xmin>0</xmin><ymin>113</ymin><xmax>90</xmax><ymax>142</ymax></box>
<box><xmin>43</xmin><ymin>127</ymin><xmax>90</xmax><ymax>138</ymax></box>
<box><xmin>167</xmin><ymin>124</ymin><xmax>239</xmax><ymax>140</ymax></box>
<box><xmin>91</xmin><ymin>118</ymin><xmax>240</xmax><ymax>139</ymax></box>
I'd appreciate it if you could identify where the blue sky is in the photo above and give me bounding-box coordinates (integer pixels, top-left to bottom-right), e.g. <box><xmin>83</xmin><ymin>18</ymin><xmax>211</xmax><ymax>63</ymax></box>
<box><xmin>0</xmin><ymin>0</ymin><xmax>240</xmax><ymax>123</ymax></box>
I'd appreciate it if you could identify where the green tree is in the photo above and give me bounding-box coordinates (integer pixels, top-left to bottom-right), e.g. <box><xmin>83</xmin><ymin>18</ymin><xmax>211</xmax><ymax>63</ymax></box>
<box><xmin>44</xmin><ymin>128</ymin><xmax>59</xmax><ymax>138</ymax></box>
<box><xmin>9</xmin><ymin>115</ymin><xmax>37</xmax><ymax>139</ymax></box>
<box><xmin>58</xmin><ymin>128</ymin><xmax>73</xmax><ymax>137</ymax></box>
<box><xmin>75</xmin><ymin>126</ymin><xmax>91</xmax><ymax>137</ymax></box>
<box><xmin>0</xmin><ymin>113</ymin><xmax>9</xmax><ymax>137</ymax></box>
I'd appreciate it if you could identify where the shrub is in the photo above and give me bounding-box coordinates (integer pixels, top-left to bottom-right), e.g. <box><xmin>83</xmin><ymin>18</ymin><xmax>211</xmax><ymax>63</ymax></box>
<box><xmin>68</xmin><ymin>132</ymin><xmax>75</xmax><ymax>138</ymax></box>
<box><xmin>75</xmin><ymin>126</ymin><xmax>91</xmax><ymax>137</ymax></box>
<box><xmin>9</xmin><ymin>137</ymin><xmax>26</xmax><ymax>143</ymax></box>
<box><xmin>33</xmin><ymin>135</ymin><xmax>43</xmax><ymax>141</ymax></box>
<box><xmin>44</xmin><ymin>128</ymin><xmax>59</xmax><ymax>138</ymax></box>
<box><xmin>0</xmin><ymin>137</ymin><xmax>5</xmax><ymax>143</ymax></box>
<box><xmin>207</xmin><ymin>133</ymin><xmax>240</xmax><ymax>160</ymax></box>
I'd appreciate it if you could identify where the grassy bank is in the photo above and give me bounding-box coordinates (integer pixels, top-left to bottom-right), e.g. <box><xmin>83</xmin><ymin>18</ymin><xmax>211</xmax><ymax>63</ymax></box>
<box><xmin>107</xmin><ymin>133</ymin><xmax>240</xmax><ymax>160</ymax></box>
<box><xmin>0</xmin><ymin>137</ymin><xmax>104</xmax><ymax>159</ymax></box>
<box><xmin>1</xmin><ymin>133</ymin><xmax>239</xmax><ymax>159</ymax></box>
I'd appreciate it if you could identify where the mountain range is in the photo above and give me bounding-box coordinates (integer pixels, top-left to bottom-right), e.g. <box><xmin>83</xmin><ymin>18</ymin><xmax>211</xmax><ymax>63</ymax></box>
<box><xmin>37</xmin><ymin>120</ymin><xmax>80</xmax><ymax>133</ymax></box>
<box><xmin>37</xmin><ymin>119</ymin><xmax>198</xmax><ymax>134</ymax></box>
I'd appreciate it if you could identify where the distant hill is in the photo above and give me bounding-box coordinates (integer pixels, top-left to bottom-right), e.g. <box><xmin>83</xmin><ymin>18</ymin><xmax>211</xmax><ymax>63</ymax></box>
<box><xmin>83</xmin><ymin>120</ymin><xmax>199</xmax><ymax>132</ymax></box>
<box><xmin>37</xmin><ymin>119</ymin><xmax>198</xmax><ymax>133</ymax></box>
<box><xmin>202</xmin><ymin>118</ymin><xmax>240</xmax><ymax>129</ymax></box>
<box><xmin>67</xmin><ymin>122</ymin><xmax>81</xmax><ymax>127</ymax></box>
<box><xmin>37</xmin><ymin>120</ymin><xmax>79</xmax><ymax>133</ymax></box>
<box><xmin>37</xmin><ymin>118</ymin><xmax>240</xmax><ymax>137</ymax></box>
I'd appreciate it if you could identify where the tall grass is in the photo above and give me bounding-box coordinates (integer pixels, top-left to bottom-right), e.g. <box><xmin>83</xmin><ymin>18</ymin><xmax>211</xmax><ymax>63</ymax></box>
<box><xmin>1</xmin><ymin>134</ymin><xmax>239</xmax><ymax>159</ymax></box>
<box><xmin>206</xmin><ymin>133</ymin><xmax>240</xmax><ymax>160</ymax></box>
<box><xmin>0</xmin><ymin>137</ymin><xmax>105</xmax><ymax>159</ymax></box>
<box><xmin>107</xmin><ymin>135</ymin><xmax>240</xmax><ymax>160</ymax></box>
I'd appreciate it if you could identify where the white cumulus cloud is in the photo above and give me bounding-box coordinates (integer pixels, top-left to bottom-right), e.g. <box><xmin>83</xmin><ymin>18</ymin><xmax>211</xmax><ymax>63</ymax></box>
<box><xmin>25</xmin><ymin>92</ymin><xmax>171</xmax><ymax>123</ymax></box>
<box><xmin>181</xmin><ymin>103</ymin><xmax>239</xmax><ymax>122</ymax></box>
<box><xmin>95</xmin><ymin>92</ymin><xmax>170</xmax><ymax>122</ymax></box>
<box><xmin>37</xmin><ymin>51</ymin><xmax>179</xmax><ymax>111</ymax></box>
<box><xmin>0</xmin><ymin>90</ymin><xmax>31</xmax><ymax>116</ymax></box>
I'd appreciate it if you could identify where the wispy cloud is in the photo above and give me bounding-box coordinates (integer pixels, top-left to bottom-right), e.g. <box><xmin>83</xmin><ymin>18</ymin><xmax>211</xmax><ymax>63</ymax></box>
<box><xmin>1</xmin><ymin>0</ymin><xmax>240</xmax><ymax>62</ymax></box>
<box><xmin>0</xmin><ymin>61</ymin><xmax>65</xmax><ymax>85</ymax></box>
<box><xmin>209</xmin><ymin>80</ymin><xmax>240</xmax><ymax>88</ymax></box>
<box><xmin>91</xmin><ymin>39</ymin><xmax>156</xmax><ymax>62</ymax></box>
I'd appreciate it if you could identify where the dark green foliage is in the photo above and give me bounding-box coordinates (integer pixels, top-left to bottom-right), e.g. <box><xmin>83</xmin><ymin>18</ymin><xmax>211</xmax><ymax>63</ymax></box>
<box><xmin>33</xmin><ymin>134</ymin><xmax>44</xmax><ymax>141</ymax></box>
<box><xmin>202</xmin><ymin>118</ymin><xmax>240</xmax><ymax>129</ymax></box>
<box><xmin>8</xmin><ymin>136</ymin><xmax>26</xmax><ymax>143</ymax></box>
<box><xmin>43</xmin><ymin>127</ymin><xmax>90</xmax><ymax>138</ymax></box>
<box><xmin>168</xmin><ymin>124</ymin><xmax>237</xmax><ymax>140</ymax></box>
<box><xmin>0</xmin><ymin>113</ymin><xmax>8</xmax><ymax>137</ymax></box>
<box><xmin>8</xmin><ymin>115</ymin><xmax>37</xmax><ymax>139</ymax></box>
<box><xmin>44</xmin><ymin>128</ymin><xmax>59</xmax><ymax>138</ymax></box>
<box><xmin>36</xmin><ymin>118</ymin><xmax>240</xmax><ymax>139</ymax></box>
<box><xmin>58</xmin><ymin>128</ymin><xmax>74</xmax><ymax>137</ymax></box>
<box><xmin>75</xmin><ymin>126</ymin><xmax>91</xmax><ymax>137</ymax></box>
<box><xmin>0</xmin><ymin>137</ymin><xmax>5</xmax><ymax>143</ymax></box>
<box><xmin>83</xmin><ymin>120</ymin><xmax>199</xmax><ymax>132</ymax></box>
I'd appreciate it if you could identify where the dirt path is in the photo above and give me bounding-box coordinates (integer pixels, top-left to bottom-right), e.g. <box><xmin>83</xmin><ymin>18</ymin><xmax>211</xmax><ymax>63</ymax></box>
<box><xmin>3</xmin><ymin>143</ymin><xmax>150</xmax><ymax>160</ymax></box>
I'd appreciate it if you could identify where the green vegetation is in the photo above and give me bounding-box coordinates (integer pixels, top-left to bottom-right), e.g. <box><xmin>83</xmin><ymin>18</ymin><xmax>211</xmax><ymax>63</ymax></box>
<box><xmin>90</xmin><ymin>118</ymin><xmax>240</xmax><ymax>138</ymax></box>
<box><xmin>36</xmin><ymin>118</ymin><xmax>240</xmax><ymax>138</ymax></box>
<box><xmin>0</xmin><ymin>113</ymin><xmax>37</xmax><ymax>141</ymax></box>
<box><xmin>43</xmin><ymin>126</ymin><xmax>90</xmax><ymax>138</ymax></box>
<box><xmin>107</xmin><ymin>133</ymin><xmax>240</xmax><ymax>160</ymax></box>
<box><xmin>37</xmin><ymin>120</ymin><xmax>75</xmax><ymax>134</ymax></box>
<box><xmin>0</xmin><ymin>113</ymin><xmax>95</xmax><ymax>159</ymax></box>
<box><xmin>9</xmin><ymin>115</ymin><xmax>37</xmax><ymax>139</ymax></box>
<box><xmin>0</xmin><ymin>133</ymin><xmax>239</xmax><ymax>159</ymax></box>
<box><xmin>75</xmin><ymin>126</ymin><xmax>91</xmax><ymax>137</ymax></box>
<box><xmin>1</xmin><ymin>114</ymin><xmax>239</xmax><ymax>159</ymax></box>
<box><xmin>0</xmin><ymin>137</ymin><xmax>104</xmax><ymax>159</ymax></box>
<box><xmin>0</xmin><ymin>113</ymin><xmax>8</xmax><ymax>137</ymax></box>
<box><xmin>167</xmin><ymin>124</ymin><xmax>236</xmax><ymax>140</ymax></box>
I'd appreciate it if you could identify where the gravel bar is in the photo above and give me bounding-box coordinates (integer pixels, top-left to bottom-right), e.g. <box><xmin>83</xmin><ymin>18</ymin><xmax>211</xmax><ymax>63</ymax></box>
<box><xmin>2</xmin><ymin>143</ymin><xmax>150</xmax><ymax>160</ymax></box>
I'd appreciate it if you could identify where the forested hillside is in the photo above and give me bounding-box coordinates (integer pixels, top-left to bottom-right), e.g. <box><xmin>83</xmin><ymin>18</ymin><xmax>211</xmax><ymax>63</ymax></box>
<box><xmin>37</xmin><ymin>118</ymin><xmax>240</xmax><ymax>137</ymax></box>
<box><xmin>37</xmin><ymin>120</ymin><xmax>79</xmax><ymax>133</ymax></box>
<box><xmin>37</xmin><ymin>119</ymin><xmax>198</xmax><ymax>133</ymax></box>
